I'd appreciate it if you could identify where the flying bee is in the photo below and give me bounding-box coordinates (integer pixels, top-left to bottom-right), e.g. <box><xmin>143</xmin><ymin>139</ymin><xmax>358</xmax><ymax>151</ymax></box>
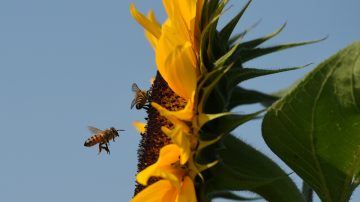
<box><xmin>131</xmin><ymin>83</ymin><xmax>150</xmax><ymax>110</ymax></box>
<box><xmin>84</xmin><ymin>126</ymin><xmax>124</xmax><ymax>154</ymax></box>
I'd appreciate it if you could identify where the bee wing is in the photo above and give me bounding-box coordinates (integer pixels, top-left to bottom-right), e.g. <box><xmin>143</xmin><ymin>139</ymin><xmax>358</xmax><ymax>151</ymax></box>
<box><xmin>130</xmin><ymin>98</ymin><xmax>136</xmax><ymax>109</ymax></box>
<box><xmin>88</xmin><ymin>126</ymin><xmax>103</xmax><ymax>134</ymax></box>
<box><xmin>132</xmin><ymin>83</ymin><xmax>141</xmax><ymax>92</ymax></box>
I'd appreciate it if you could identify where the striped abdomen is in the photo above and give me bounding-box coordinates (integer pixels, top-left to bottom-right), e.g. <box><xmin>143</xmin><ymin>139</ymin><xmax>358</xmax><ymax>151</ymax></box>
<box><xmin>84</xmin><ymin>133</ymin><xmax>105</xmax><ymax>147</ymax></box>
<box><xmin>131</xmin><ymin>83</ymin><xmax>149</xmax><ymax>110</ymax></box>
<box><xmin>135</xmin><ymin>91</ymin><xmax>148</xmax><ymax>109</ymax></box>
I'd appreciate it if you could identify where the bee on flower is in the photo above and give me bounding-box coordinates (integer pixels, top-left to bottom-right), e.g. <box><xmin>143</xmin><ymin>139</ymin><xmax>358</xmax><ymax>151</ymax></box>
<box><xmin>131</xmin><ymin>83</ymin><xmax>150</xmax><ymax>110</ymax></box>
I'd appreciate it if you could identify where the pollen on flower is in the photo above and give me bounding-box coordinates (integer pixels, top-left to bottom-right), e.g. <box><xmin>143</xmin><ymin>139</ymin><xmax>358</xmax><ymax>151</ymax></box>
<box><xmin>135</xmin><ymin>72</ymin><xmax>188</xmax><ymax>195</ymax></box>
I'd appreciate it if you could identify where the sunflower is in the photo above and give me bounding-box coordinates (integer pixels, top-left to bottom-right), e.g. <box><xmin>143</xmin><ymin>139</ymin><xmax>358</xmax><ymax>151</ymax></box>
<box><xmin>131</xmin><ymin>1</ymin><xmax>204</xmax><ymax>200</ymax></box>
<box><xmin>130</xmin><ymin>0</ymin><xmax>316</xmax><ymax>201</ymax></box>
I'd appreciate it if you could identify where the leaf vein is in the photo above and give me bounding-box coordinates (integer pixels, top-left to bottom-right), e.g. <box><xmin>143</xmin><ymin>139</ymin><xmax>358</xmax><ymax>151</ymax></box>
<box><xmin>309</xmin><ymin>55</ymin><xmax>341</xmax><ymax>201</ymax></box>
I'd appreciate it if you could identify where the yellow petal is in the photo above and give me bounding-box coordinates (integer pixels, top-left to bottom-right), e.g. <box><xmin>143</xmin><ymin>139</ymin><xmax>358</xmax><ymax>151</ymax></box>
<box><xmin>150</xmin><ymin>77</ymin><xmax>155</xmax><ymax>85</ymax></box>
<box><xmin>152</xmin><ymin>102</ymin><xmax>191</xmax><ymax>131</ymax></box>
<box><xmin>151</xmin><ymin>97</ymin><xmax>194</xmax><ymax>122</ymax></box>
<box><xmin>136</xmin><ymin>144</ymin><xmax>181</xmax><ymax>186</ymax></box>
<box><xmin>162</xmin><ymin>126</ymin><xmax>191</xmax><ymax>164</ymax></box>
<box><xmin>136</xmin><ymin>164</ymin><xmax>157</xmax><ymax>186</ymax></box>
<box><xmin>162</xmin><ymin>0</ymin><xmax>196</xmax><ymax>37</ymax></box>
<box><xmin>177</xmin><ymin>176</ymin><xmax>197</xmax><ymax>202</ymax></box>
<box><xmin>194</xmin><ymin>0</ymin><xmax>204</xmax><ymax>52</ymax></box>
<box><xmin>196</xmin><ymin>0</ymin><xmax>204</xmax><ymax>27</ymax></box>
<box><xmin>130</xmin><ymin>3</ymin><xmax>161</xmax><ymax>39</ymax></box>
<box><xmin>156</xmin><ymin>25</ymin><xmax>197</xmax><ymax>100</ymax></box>
<box><xmin>157</xmin><ymin>144</ymin><xmax>181</xmax><ymax>166</ymax></box>
<box><xmin>133</xmin><ymin>121</ymin><xmax>146</xmax><ymax>134</ymax></box>
<box><xmin>164</xmin><ymin>188</ymin><xmax>178</xmax><ymax>202</ymax></box>
<box><xmin>131</xmin><ymin>180</ymin><xmax>175</xmax><ymax>202</ymax></box>
<box><xmin>132</xmin><ymin>177</ymin><xmax>196</xmax><ymax>202</ymax></box>
<box><xmin>145</xmin><ymin>10</ymin><xmax>161</xmax><ymax>49</ymax></box>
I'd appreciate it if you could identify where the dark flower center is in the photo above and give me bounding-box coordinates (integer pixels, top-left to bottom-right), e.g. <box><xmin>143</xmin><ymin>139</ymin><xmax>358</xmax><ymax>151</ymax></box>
<box><xmin>134</xmin><ymin>72</ymin><xmax>187</xmax><ymax>195</ymax></box>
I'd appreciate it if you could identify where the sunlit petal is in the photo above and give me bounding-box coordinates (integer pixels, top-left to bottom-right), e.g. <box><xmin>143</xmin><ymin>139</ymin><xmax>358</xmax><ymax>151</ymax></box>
<box><xmin>130</xmin><ymin>4</ymin><xmax>161</xmax><ymax>39</ymax></box>
<box><xmin>152</xmin><ymin>98</ymin><xmax>194</xmax><ymax>122</ymax></box>
<box><xmin>133</xmin><ymin>121</ymin><xmax>146</xmax><ymax>134</ymax></box>
<box><xmin>131</xmin><ymin>180</ymin><xmax>174</xmax><ymax>202</ymax></box>
<box><xmin>177</xmin><ymin>176</ymin><xmax>197</xmax><ymax>202</ymax></box>
<box><xmin>162</xmin><ymin>0</ymin><xmax>196</xmax><ymax>40</ymax></box>
<box><xmin>162</xmin><ymin>126</ymin><xmax>191</xmax><ymax>164</ymax></box>
<box><xmin>150</xmin><ymin>76</ymin><xmax>155</xmax><ymax>85</ymax></box>
<box><xmin>156</xmin><ymin>32</ymin><xmax>197</xmax><ymax>100</ymax></box>
<box><xmin>136</xmin><ymin>164</ymin><xmax>158</xmax><ymax>186</ymax></box>
<box><xmin>136</xmin><ymin>144</ymin><xmax>181</xmax><ymax>186</ymax></box>
<box><xmin>196</xmin><ymin>0</ymin><xmax>204</xmax><ymax>23</ymax></box>
<box><xmin>145</xmin><ymin>10</ymin><xmax>161</xmax><ymax>49</ymax></box>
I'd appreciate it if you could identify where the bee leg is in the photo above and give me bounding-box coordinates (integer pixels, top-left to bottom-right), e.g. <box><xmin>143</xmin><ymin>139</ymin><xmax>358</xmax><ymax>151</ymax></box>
<box><xmin>98</xmin><ymin>144</ymin><xmax>103</xmax><ymax>154</ymax></box>
<box><xmin>103</xmin><ymin>143</ymin><xmax>110</xmax><ymax>154</ymax></box>
<box><xmin>98</xmin><ymin>143</ymin><xmax>110</xmax><ymax>155</ymax></box>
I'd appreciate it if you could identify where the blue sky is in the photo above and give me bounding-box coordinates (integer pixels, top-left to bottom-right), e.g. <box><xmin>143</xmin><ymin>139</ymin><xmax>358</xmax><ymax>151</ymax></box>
<box><xmin>0</xmin><ymin>0</ymin><xmax>359</xmax><ymax>201</ymax></box>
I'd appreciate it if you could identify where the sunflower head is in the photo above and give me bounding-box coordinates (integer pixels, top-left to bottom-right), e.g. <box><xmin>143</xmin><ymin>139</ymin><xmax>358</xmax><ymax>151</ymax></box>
<box><xmin>130</xmin><ymin>0</ymin><xmax>319</xmax><ymax>201</ymax></box>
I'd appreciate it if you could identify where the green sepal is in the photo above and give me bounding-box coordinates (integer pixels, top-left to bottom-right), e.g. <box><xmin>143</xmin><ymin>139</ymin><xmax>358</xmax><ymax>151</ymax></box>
<box><xmin>200</xmin><ymin>0</ymin><xmax>228</xmax><ymax>71</ymax></box>
<box><xmin>262</xmin><ymin>41</ymin><xmax>360</xmax><ymax>202</ymax></box>
<box><xmin>203</xmin><ymin>86</ymin><xmax>228</xmax><ymax>113</ymax></box>
<box><xmin>238</xmin><ymin>22</ymin><xmax>286</xmax><ymax>49</ymax></box>
<box><xmin>228</xmin><ymin>20</ymin><xmax>261</xmax><ymax>46</ymax></box>
<box><xmin>197</xmin><ymin>112</ymin><xmax>230</xmax><ymax>130</ymax></box>
<box><xmin>213</xmin><ymin>42</ymin><xmax>240</xmax><ymax>68</ymax></box>
<box><xmin>219</xmin><ymin>0</ymin><xmax>252</xmax><ymax>42</ymax></box>
<box><xmin>198</xmin><ymin>133</ymin><xmax>224</xmax><ymax>152</ymax></box>
<box><xmin>226</xmin><ymin>66</ymin><xmax>306</xmax><ymax>89</ymax></box>
<box><xmin>200</xmin><ymin>110</ymin><xmax>264</xmax><ymax>140</ymax></box>
<box><xmin>201</xmin><ymin>135</ymin><xmax>304</xmax><ymax>202</ymax></box>
<box><xmin>197</xmin><ymin>64</ymin><xmax>232</xmax><ymax>113</ymax></box>
<box><xmin>227</xmin><ymin>86</ymin><xmax>279</xmax><ymax>110</ymax></box>
<box><xmin>196</xmin><ymin>111</ymin><xmax>263</xmax><ymax>164</ymax></box>
<box><xmin>233</xmin><ymin>38</ymin><xmax>326</xmax><ymax>65</ymax></box>
<box><xmin>200</xmin><ymin>0</ymin><xmax>221</xmax><ymax>30</ymax></box>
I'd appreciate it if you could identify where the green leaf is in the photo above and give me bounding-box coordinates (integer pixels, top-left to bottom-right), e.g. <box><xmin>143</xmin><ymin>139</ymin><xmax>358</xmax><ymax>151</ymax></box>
<box><xmin>209</xmin><ymin>191</ymin><xmax>261</xmax><ymax>201</ymax></box>
<box><xmin>227</xmin><ymin>86</ymin><xmax>279</xmax><ymax>110</ymax></box>
<box><xmin>302</xmin><ymin>182</ymin><xmax>314</xmax><ymax>202</ymax></box>
<box><xmin>271</xmin><ymin>78</ymin><xmax>303</xmax><ymax>98</ymax></box>
<box><xmin>262</xmin><ymin>41</ymin><xmax>360</xmax><ymax>202</ymax></box>
<box><xmin>204</xmin><ymin>135</ymin><xmax>304</xmax><ymax>202</ymax></box>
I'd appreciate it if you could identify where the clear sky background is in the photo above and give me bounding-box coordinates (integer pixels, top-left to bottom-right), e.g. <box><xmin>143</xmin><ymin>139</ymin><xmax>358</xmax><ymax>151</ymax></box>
<box><xmin>1</xmin><ymin>0</ymin><xmax>359</xmax><ymax>202</ymax></box>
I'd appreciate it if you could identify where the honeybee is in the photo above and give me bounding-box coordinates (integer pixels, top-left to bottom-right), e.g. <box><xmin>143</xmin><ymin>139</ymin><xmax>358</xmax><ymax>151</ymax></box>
<box><xmin>131</xmin><ymin>83</ymin><xmax>150</xmax><ymax>110</ymax></box>
<box><xmin>84</xmin><ymin>126</ymin><xmax>124</xmax><ymax>154</ymax></box>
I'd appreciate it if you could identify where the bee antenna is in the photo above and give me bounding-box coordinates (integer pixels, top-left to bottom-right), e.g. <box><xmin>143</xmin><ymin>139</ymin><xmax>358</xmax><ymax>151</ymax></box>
<box><xmin>117</xmin><ymin>129</ymin><xmax>125</xmax><ymax>132</ymax></box>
